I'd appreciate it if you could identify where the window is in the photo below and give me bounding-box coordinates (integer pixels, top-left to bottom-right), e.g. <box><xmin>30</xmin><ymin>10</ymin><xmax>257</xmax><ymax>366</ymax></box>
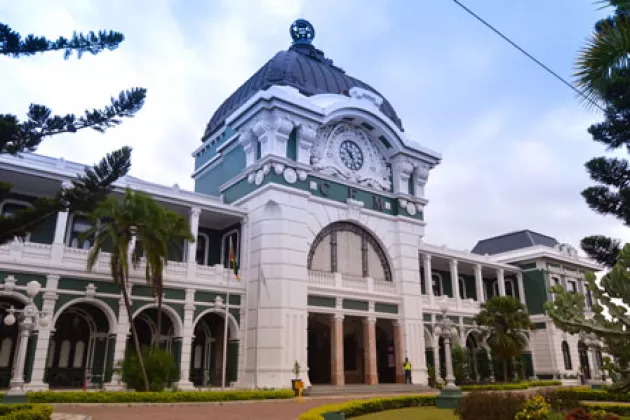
<box><xmin>432</xmin><ymin>274</ymin><xmax>443</xmax><ymax>296</ymax></box>
<box><xmin>551</xmin><ymin>276</ymin><xmax>560</xmax><ymax>301</ymax></box>
<box><xmin>562</xmin><ymin>341</ymin><xmax>572</xmax><ymax>370</ymax></box>
<box><xmin>505</xmin><ymin>279</ymin><xmax>515</xmax><ymax>297</ymax></box>
<box><xmin>567</xmin><ymin>280</ymin><xmax>577</xmax><ymax>294</ymax></box>
<box><xmin>195</xmin><ymin>233</ymin><xmax>210</xmax><ymax>266</ymax></box>
<box><xmin>221</xmin><ymin>230</ymin><xmax>239</xmax><ymax>268</ymax></box>
<box><xmin>66</xmin><ymin>214</ymin><xmax>93</xmax><ymax>249</ymax></box>
<box><xmin>458</xmin><ymin>277</ymin><xmax>467</xmax><ymax>299</ymax></box>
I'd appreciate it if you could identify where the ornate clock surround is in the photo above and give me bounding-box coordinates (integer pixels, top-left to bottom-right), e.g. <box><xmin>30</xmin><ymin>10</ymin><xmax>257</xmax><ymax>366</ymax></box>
<box><xmin>310</xmin><ymin>123</ymin><xmax>392</xmax><ymax>191</ymax></box>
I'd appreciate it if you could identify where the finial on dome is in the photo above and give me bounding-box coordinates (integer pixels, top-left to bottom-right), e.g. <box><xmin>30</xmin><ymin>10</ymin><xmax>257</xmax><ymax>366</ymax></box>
<box><xmin>290</xmin><ymin>19</ymin><xmax>315</xmax><ymax>45</ymax></box>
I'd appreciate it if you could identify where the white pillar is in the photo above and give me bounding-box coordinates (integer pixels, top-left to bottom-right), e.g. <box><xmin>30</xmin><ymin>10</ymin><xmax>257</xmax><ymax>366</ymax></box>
<box><xmin>433</xmin><ymin>335</ymin><xmax>442</xmax><ymax>383</ymax></box>
<box><xmin>496</xmin><ymin>268</ymin><xmax>506</xmax><ymax>296</ymax></box>
<box><xmin>52</xmin><ymin>211</ymin><xmax>69</xmax><ymax>244</ymax></box>
<box><xmin>449</xmin><ymin>259</ymin><xmax>460</xmax><ymax>307</ymax></box>
<box><xmin>27</xmin><ymin>275</ymin><xmax>59</xmax><ymax>390</ymax></box>
<box><xmin>423</xmin><ymin>254</ymin><xmax>434</xmax><ymax>304</ymax></box>
<box><xmin>187</xmin><ymin>207</ymin><xmax>201</xmax><ymax>263</ymax></box>
<box><xmin>178</xmin><ymin>289</ymin><xmax>195</xmax><ymax>390</ymax></box>
<box><xmin>9</xmin><ymin>320</ymin><xmax>33</xmax><ymax>393</ymax></box>
<box><xmin>516</xmin><ymin>272</ymin><xmax>526</xmax><ymax>305</ymax></box>
<box><xmin>104</xmin><ymin>296</ymin><xmax>129</xmax><ymax>390</ymax></box>
<box><xmin>474</xmin><ymin>264</ymin><xmax>484</xmax><ymax>303</ymax></box>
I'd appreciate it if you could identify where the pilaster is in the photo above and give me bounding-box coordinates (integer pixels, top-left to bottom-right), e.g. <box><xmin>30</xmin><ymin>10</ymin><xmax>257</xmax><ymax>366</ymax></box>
<box><xmin>449</xmin><ymin>259</ymin><xmax>461</xmax><ymax>307</ymax></box>
<box><xmin>474</xmin><ymin>264</ymin><xmax>484</xmax><ymax>303</ymax></box>
<box><xmin>363</xmin><ymin>316</ymin><xmax>377</xmax><ymax>385</ymax></box>
<box><xmin>330</xmin><ymin>314</ymin><xmax>344</xmax><ymax>386</ymax></box>
<box><xmin>178</xmin><ymin>288</ymin><xmax>196</xmax><ymax>390</ymax></box>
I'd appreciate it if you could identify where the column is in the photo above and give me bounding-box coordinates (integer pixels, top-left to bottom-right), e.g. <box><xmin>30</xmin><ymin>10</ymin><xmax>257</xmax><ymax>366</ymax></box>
<box><xmin>27</xmin><ymin>275</ymin><xmax>59</xmax><ymax>390</ymax></box>
<box><xmin>474</xmin><ymin>264</ymin><xmax>484</xmax><ymax>303</ymax></box>
<box><xmin>178</xmin><ymin>289</ymin><xmax>196</xmax><ymax>390</ymax></box>
<box><xmin>496</xmin><ymin>268</ymin><xmax>506</xmax><ymax>296</ymax></box>
<box><xmin>516</xmin><ymin>272</ymin><xmax>526</xmax><ymax>305</ymax></box>
<box><xmin>187</xmin><ymin>207</ymin><xmax>201</xmax><ymax>263</ymax></box>
<box><xmin>9</xmin><ymin>319</ymin><xmax>33</xmax><ymax>392</ymax></box>
<box><xmin>330</xmin><ymin>314</ymin><xmax>344</xmax><ymax>386</ymax></box>
<box><xmin>363</xmin><ymin>317</ymin><xmax>377</xmax><ymax>385</ymax></box>
<box><xmin>433</xmin><ymin>335</ymin><xmax>442</xmax><ymax>383</ymax></box>
<box><xmin>443</xmin><ymin>336</ymin><xmax>456</xmax><ymax>389</ymax></box>
<box><xmin>104</xmin><ymin>296</ymin><xmax>129</xmax><ymax>390</ymax></box>
<box><xmin>450</xmin><ymin>259</ymin><xmax>461</xmax><ymax>307</ymax></box>
<box><xmin>52</xmin><ymin>211</ymin><xmax>69</xmax><ymax>245</ymax></box>
<box><xmin>393</xmin><ymin>321</ymin><xmax>404</xmax><ymax>384</ymax></box>
<box><xmin>423</xmin><ymin>254</ymin><xmax>434</xmax><ymax>304</ymax></box>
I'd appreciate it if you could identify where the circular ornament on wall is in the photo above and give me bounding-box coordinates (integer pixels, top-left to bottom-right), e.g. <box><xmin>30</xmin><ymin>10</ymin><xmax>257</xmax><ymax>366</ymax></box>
<box><xmin>255</xmin><ymin>170</ymin><xmax>264</xmax><ymax>186</ymax></box>
<box><xmin>406</xmin><ymin>202</ymin><xmax>417</xmax><ymax>216</ymax></box>
<box><xmin>283</xmin><ymin>167</ymin><xmax>298</xmax><ymax>184</ymax></box>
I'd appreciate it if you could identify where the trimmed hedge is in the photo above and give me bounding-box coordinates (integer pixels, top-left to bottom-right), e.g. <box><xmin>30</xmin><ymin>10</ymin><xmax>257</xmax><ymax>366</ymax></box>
<box><xmin>26</xmin><ymin>389</ymin><xmax>294</xmax><ymax>403</ymax></box>
<box><xmin>557</xmin><ymin>388</ymin><xmax>630</xmax><ymax>403</ymax></box>
<box><xmin>582</xmin><ymin>402</ymin><xmax>630</xmax><ymax>417</ymax></box>
<box><xmin>460</xmin><ymin>380</ymin><xmax>561</xmax><ymax>392</ymax></box>
<box><xmin>0</xmin><ymin>404</ymin><xmax>53</xmax><ymax>420</ymax></box>
<box><xmin>298</xmin><ymin>395</ymin><xmax>437</xmax><ymax>420</ymax></box>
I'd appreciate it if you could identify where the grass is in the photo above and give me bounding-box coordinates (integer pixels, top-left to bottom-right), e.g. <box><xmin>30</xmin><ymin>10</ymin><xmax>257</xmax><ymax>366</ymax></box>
<box><xmin>353</xmin><ymin>407</ymin><xmax>457</xmax><ymax>419</ymax></box>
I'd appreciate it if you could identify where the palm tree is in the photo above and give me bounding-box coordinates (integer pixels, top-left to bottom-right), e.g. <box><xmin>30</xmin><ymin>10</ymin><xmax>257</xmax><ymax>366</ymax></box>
<box><xmin>143</xmin><ymin>209</ymin><xmax>193</xmax><ymax>350</ymax></box>
<box><xmin>473</xmin><ymin>296</ymin><xmax>533</xmax><ymax>383</ymax></box>
<box><xmin>85</xmin><ymin>188</ymin><xmax>167</xmax><ymax>391</ymax></box>
<box><xmin>575</xmin><ymin>0</ymin><xmax>630</xmax><ymax>103</ymax></box>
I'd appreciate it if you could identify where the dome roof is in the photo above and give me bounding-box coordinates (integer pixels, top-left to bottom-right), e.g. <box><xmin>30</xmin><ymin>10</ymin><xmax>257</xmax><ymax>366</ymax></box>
<box><xmin>201</xmin><ymin>26</ymin><xmax>404</xmax><ymax>141</ymax></box>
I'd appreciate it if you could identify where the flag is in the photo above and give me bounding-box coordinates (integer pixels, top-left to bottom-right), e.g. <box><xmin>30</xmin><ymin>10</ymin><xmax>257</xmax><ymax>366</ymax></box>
<box><xmin>229</xmin><ymin>236</ymin><xmax>240</xmax><ymax>281</ymax></box>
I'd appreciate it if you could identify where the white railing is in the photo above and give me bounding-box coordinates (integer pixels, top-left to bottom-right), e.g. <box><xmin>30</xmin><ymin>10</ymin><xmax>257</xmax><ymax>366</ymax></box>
<box><xmin>308</xmin><ymin>270</ymin><xmax>336</xmax><ymax>287</ymax></box>
<box><xmin>0</xmin><ymin>240</ymin><xmax>243</xmax><ymax>289</ymax></box>
<box><xmin>373</xmin><ymin>280</ymin><xmax>396</xmax><ymax>294</ymax></box>
<box><xmin>342</xmin><ymin>274</ymin><xmax>367</xmax><ymax>291</ymax></box>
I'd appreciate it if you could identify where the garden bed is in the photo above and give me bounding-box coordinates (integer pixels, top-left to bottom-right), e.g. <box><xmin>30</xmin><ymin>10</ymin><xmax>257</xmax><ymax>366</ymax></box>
<box><xmin>299</xmin><ymin>395</ymin><xmax>437</xmax><ymax>420</ymax></box>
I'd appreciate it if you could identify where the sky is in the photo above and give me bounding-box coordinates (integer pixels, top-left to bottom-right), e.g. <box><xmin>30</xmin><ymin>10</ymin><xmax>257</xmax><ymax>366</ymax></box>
<box><xmin>2</xmin><ymin>0</ymin><xmax>628</xmax><ymax>253</ymax></box>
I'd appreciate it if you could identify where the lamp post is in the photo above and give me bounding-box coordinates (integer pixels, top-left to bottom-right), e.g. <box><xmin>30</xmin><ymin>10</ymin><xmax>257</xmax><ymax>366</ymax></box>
<box><xmin>2</xmin><ymin>280</ymin><xmax>50</xmax><ymax>403</ymax></box>
<box><xmin>434</xmin><ymin>306</ymin><xmax>463</xmax><ymax>409</ymax></box>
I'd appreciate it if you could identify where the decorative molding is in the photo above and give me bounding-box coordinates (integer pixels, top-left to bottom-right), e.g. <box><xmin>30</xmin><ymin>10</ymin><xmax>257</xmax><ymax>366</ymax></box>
<box><xmin>311</xmin><ymin>123</ymin><xmax>391</xmax><ymax>191</ymax></box>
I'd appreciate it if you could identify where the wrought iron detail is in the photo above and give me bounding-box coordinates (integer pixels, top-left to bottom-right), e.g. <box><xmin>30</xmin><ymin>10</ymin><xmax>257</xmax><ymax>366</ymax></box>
<box><xmin>307</xmin><ymin>221</ymin><xmax>392</xmax><ymax>282</ymax></box>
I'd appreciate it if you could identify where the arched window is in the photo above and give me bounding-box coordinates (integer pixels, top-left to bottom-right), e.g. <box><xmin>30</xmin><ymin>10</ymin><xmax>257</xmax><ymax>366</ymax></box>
<box><xmin>307</xmin><ymin>222</ymin><xmax>392</xmax><ymax>282</ymax></box>
<box><xmin>72</xmin><ymin>341</ymin><xmax>85</xmax><ymax>368</ymax></box>
<box><xmin>432</xmin><ymin>274</ymin><xmax>443</xmax><ymax>296</ymax></box>
<box><xmin>193</xmin><ymin>344</ymin><xmax>203</xmax><ymax>369</ymax></box>
<box><xmin>58</xmin><ymin>340</ymin><xmax>71</xmax><ymax>368</ymax></box>
<box><xmin>195</xmin><ymin>233</ymin><xmax>210</xmax><ymax>266</ymax></box>
<box><xmin>458</xmin><ymin>276</ymin><xmax>467</xmax><ymax>299</ymax></box>
<box><xmin>562</xmin><ymin>341</ymin><xmax>572</xmax><ymax>370</ymax></box>
<box><xmin>221</xmin><ymin>229</ymin><xmax>239</xmax><ymax>269</ymax></box>
<box><xmin>505</xmin><ymin>279</ymin><xmax>515</xmax><ymax>297</ymax></box>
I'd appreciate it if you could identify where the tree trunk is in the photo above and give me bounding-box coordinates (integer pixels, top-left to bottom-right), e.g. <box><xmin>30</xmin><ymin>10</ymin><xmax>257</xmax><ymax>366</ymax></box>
<box><xmin>503</xmin><ymin>359</ymin><xmax>508</xmax><ymax>383</ymax></box>
<box><xmin>155</xmin><ymin>280</ymin><xmax>163</xmax><ymax>350</ymax></box>
<box><xmin>120</xmin><ymin>268</ymin><xmax>150</xmax><ymax>391</ymax></box>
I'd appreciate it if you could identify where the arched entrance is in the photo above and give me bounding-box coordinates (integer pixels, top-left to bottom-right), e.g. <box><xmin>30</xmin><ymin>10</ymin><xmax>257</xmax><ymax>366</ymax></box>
<box><xmin>46</xmin><ymin>302</ymin><xmax>111</xmax><ymax>388</ymax></box>
<box><xmin>191</xmin><ymin>311</ymin><xmax>237</xmax><ymax>387</ymax></box>
<box><xmin>375</xmin><ymin>319</ymin><xmax>396</xmax><ymax>384</ymax></box>
<box><xmin>0</xmin><ymin>296</ymin><xmax>25</xmax><ymax>388</ymax></box>
<box><xmin>132</xmin><ymin>307</ymin><xmax>177</xmax><ymax>351</ymax></box>
<box><xmin>343</xmin><ymin>316</ymin><xmax>365</xmax><ymax>384</ymax></box>
<box><xmin>307</xmin><ymin>314</ymin><xmax>331</xmax><ymax>385</ymax></box>
<box><xmin>578</xmin><ymin>340</ymin><xmax>591</xmax><ymax>380</ymax></box>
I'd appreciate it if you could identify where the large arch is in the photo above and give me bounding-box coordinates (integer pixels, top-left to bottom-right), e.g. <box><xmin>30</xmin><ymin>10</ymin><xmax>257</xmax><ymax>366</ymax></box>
<box><xmin>307</xmin><ymin>221</ymin><xmax>393</xmax><ymax>283</ymax></box>
<box><xmin>46</xmin><ymin>301</ymin><xmax>112</xmax><ymax>388</ymax></box>
<box><xmin>132</xmin><ymin>303</ymin><xmax>183</xmax><ymax>337</ymax></box>
<box><xmin>52</xmin><ymin>297</ymin><xmax>117</xmax><ymax>335</ymax></box>
<box><xmin>193</xmin><ymin>308</ymin><xmax>240</xmax><ymax>340</ymax></box>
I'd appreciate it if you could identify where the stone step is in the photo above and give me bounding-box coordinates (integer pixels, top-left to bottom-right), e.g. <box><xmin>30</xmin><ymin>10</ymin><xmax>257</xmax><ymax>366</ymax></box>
<box><xmin>306</xmin><ymin>383</ymin><xmax>432</xmax><ymax>396</ymax></box>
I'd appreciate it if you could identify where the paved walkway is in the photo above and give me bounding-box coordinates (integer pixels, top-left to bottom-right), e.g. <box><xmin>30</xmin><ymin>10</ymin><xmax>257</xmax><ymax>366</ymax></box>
<box><xmin>52</xmin><ymin>397</ymin><xmax>355</xmax><ymax>420</ymax></box>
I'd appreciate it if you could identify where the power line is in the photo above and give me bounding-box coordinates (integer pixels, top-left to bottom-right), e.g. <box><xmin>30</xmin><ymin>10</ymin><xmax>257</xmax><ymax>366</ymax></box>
<box><xmin>450</xmin><ymin>0</ymin><xmax>606</xmax><ymax>112</ymax></box>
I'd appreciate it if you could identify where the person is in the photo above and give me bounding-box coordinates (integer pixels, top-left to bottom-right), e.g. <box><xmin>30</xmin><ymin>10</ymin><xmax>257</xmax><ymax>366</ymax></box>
<box><xmin>403</xmin><ymin>357</ymin><xmax>412</xmax><ymax>384</ymax></box>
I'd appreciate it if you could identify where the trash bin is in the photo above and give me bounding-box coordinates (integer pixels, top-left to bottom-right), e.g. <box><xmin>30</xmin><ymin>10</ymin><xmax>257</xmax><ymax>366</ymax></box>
<box><xmin>322</xmin><ymin>412</ymin><xmax>345</xmax><ymax>420</ymax></box>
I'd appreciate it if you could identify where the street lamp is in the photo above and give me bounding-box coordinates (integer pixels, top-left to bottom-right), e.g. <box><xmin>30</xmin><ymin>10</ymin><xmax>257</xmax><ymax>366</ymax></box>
<box><xmin>3</xmin><ymin>280</ymin><xmax>50</xmax><ymax>404</ymax></box>
<box><xmin>434</xmin><ymin>305</ymin><xmax>463</xmax><ymax>409</ymax></box>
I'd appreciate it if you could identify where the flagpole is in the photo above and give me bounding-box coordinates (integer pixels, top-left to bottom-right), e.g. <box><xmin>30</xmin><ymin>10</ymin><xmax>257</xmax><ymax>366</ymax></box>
<box><xmin>221</xmin><ymin>284</ymin><xmax>229</xmax><ymax>390</ymax></box>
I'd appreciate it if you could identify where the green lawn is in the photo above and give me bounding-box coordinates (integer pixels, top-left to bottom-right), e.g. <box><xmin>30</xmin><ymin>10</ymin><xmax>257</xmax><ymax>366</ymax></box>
<box><xmin>354</xmin><ymin>407</ymin><xmax>457</xmax><ymax>419</ymax></box>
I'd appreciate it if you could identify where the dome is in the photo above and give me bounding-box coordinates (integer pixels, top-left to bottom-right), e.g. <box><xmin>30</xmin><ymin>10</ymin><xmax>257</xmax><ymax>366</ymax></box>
<box><xmin>201</xmin><ymin>21</ymin><xmax>404</xmax><ymax>141</ymax></box>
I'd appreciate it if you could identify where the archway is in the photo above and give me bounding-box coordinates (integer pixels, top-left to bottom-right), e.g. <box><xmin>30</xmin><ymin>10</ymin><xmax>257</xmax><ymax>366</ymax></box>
<box><xmin>0</xmin><ymin>296</ymin><xmax>25</xmax><ymax>388</ymax></box>
<box><xmin>343</xmin><ymin>316</ymin><xmax>365</xmax><ymax>384</ymax></box>
<box><xmin>578</xmin><ymin>340</ymin><xmax>591</xmax><ymax>381</ymax></box>
<box><xmin>191</xmin><ymin>312</ymin><xmax>237</xmax><ymax>387</ymax></box>
<box><xmin>131</xmin><ymin>307</ymin><xmax>178</xmax><ymax>351</ymax></box>
<box><xmin>46</xmin><ymin>302</ymin><xmax>111</xmax><ymax>388</ymax></box>
<box><xmin>307</xmin><ymin>221</ymin><xmax>392</xmax><ymax>283</ymax></box>
<box><xmin>307</xmin><ymin>314</ymin><xmax>331</xmax><ymax>385</ymax></box>
<box><xmin>375</xmin><ymin>319</ymin><xmax>396</xmax><ymax>384</ymax></box>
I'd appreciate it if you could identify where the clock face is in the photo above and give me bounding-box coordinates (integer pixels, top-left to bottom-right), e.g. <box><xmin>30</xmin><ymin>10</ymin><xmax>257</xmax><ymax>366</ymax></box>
<box><xmin>339</xmin><ymin>140</ymin><xmax>364</xmax><ymax>171</ymax></box>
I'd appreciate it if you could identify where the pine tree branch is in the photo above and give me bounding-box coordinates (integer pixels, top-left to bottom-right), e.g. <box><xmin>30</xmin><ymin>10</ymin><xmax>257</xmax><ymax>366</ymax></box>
<box><xmin>0</xmin><ymin>23</ymin><xmax>123</xmax><ymax>59</ymax></box>
<box><xmin>1</xmin><ymin>88</ymin><xmax>146</xmax><ymax>156</ymax></box>
<box><xmin>581</xmin><ymin>235</ymin><xmax>622</xmax><ymax>267</ymax></box>
<box><xmin>586</xmin><ymin>157</ymin><xmax>630</xmax><ymax>188</ymax></box>
<box><xmin>0</xmin><ymin>147</ymin><xmax>132</xmax><ymax>246</ymax></box>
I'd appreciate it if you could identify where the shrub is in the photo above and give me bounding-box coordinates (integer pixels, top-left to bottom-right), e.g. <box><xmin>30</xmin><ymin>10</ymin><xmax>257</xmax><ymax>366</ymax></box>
<box><xmin>26</xmin><ymin>389</ymin><xmax>294</xmax><ymax>403</ymax></box>
<box><xmin>461</xmin><ymin>383</ymin><xmax>529</xmax><ymax>391</ymax></box>
<box><xmin>582</xmin><ymin>403</ymin><xmax>630</xmax><ymax>417</ymax></box>
<box><xmin>0</xmin><ymin>404</ymin><xmax>53</xmax><ymax>420</ymax></box>
<box><xmin>589</xmin><ymin>409</ymin><xmax>620</xmax><ymax>420</ymax></box>
<box><xmin>515</xmin><ymin>395</ymin><xmax>552</xmax><ymax>420</ymax></box>
<box><xmin>456</xmin><ymin>391</ymin><xmax>528</xmax><ymax>420</ymax></box>
<box><xmin>555</xmin><ymin>389</ymin><xmax>630</xmax><ymax>403</ymax></box>
<box><xmin>529</xmin><ymin>380</ymin><xmax>562</xmax><ymax>387</ymax></box>
<box><xmin>452</xmin><ymin>344</ymin><xmax>471</xmax><ymax>385</ymax></box>
<box><xmin>539</xmin><ymin>389</ymin><xmax>581</xmax><ymax>412</ymax></box>
<box><xmin>298</xmin><ymin>395</ymin><xmax>436</xmax><ymax>420</ymax></box>
<box><xmin>122</xmin><ymin>347</ymin><xmax>179</xmax><ymax>392</ymax></box>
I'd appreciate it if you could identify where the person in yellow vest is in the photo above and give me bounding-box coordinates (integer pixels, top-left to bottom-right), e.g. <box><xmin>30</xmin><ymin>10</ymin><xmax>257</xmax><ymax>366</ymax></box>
<box><xmin>403</xmin><ymin>358</ymin><xmax>412</xmax><ymax>384</ymax></box>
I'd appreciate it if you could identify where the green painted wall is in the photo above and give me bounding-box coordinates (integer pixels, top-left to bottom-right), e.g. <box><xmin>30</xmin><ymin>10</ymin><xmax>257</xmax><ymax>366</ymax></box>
<box><xmin>228</xmin><ymin>341</ymin><xmax>239</xmax><ymax>383</ymax></box>
<box><xmin>374</xmin><ymin>303</ymin><xmax>398</xmax><ymax>314</ymax></box>
<box><xmin>195</xmin><ymin>145</ymin><xmax>246</xmax><ymax>196</ymax></box>
<box><xmin>193</xmin><ymin>127</ymin><xmax>235</xmax><ymax>170</ymax></box>
<box><xmin>0</xmin><ymin>271</ymin><xmax>46</xmax><ymax>287</ymax></box>
<box><xmin>523</xmin><ymin>269</ymin><xmax>548</xmax><ymax>315</ymax></box>
<box><xmin>432</xmin><ymin>269</ymin><xmax>453</xmax><ymax>298</ymax></box>
<box><xmin>460</xmin><ymin>274</ymin><xmax>476</xmax><ymax>300</ymax></box>
<box><xmin>29</xmin><ymin>214</ymin><xmax>56</xmax><ymax>244</ymax></box>
<box><xmin>342</xmin><ymin>299</ymin><xmax>369</xmax><ymax>311</ymax></box>
<box><xmin>308</xmin><ymin>295</ymin><xmax>336</xmax><ymax>308</ymax></box>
